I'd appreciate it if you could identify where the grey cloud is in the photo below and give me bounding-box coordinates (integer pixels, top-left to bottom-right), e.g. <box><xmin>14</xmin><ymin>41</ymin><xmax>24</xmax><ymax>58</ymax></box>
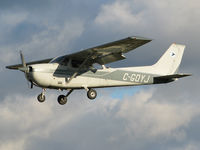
<box><xmin>0</xmin><ymin>0</ymin><xmax>53</xmax><ymax>11</ymax></box>
<box><xmin>95</xmin><ymin>0</ymin><xmax>200</xmax><ymax>36</ymax></box>
<box><xmin>1</xmin><ymin>89</ymin><xmax>200</xmax><ymax>150</ymax></box>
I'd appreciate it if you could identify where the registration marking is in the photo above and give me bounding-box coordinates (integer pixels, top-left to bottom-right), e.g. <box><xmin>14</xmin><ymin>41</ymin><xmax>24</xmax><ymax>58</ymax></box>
<box><xmin>123</xmin><ymin>73</ymin><xmax>151</xmax><ymax>83</ymax></box>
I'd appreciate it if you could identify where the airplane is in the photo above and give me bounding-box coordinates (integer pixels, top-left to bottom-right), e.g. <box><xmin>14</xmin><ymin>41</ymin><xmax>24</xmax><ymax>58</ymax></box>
<box><xmin>6</xmin><ymin>36</ymin><xmax>191</xmax><ymax>105</ymax></box>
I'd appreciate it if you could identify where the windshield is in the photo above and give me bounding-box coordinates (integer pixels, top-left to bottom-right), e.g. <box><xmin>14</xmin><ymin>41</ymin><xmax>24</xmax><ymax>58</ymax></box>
<box><xmin>50</xmin><ymin>56</ymin><xmax>65</xmax><ymax>63</ymax></box>
<box><xmin>50</xmin><ymin>56</ymin><xmax>84</xmax><ymax>68</ymax></box>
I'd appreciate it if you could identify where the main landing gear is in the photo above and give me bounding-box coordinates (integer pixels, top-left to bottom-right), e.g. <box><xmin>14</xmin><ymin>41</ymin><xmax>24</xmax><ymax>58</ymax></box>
<box><xmin>57</xmin><ymin>89</ymin><xmax>73</xmax><ymax>105</ymax></box>
<box><xmin>37</xmin><ymin>88</ymin><xmax>97</xmax><ymax>105</ymax></box>
<box><xmin>87</xmin><ymin>88</ymin><xmax>97</xmax><ymax>100</ymax></box>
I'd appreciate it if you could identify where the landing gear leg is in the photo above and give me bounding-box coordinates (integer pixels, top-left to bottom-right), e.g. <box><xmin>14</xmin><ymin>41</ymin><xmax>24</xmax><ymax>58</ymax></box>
<box><xmin>57</xmin><ymin>89</ymin><xmax>74</xmax><ymax>105</ymax></box>
<box><xmin>37</xmin><ymin>88</ymin><xmax>46</xmax><ymax>103</ymax></box>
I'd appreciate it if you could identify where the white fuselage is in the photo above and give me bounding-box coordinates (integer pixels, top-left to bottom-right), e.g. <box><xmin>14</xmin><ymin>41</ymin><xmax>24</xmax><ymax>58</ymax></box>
<box><xmin>27</xmin><ymin>63</ymin><xmax>156</xmax><ymax>90</ymax></box>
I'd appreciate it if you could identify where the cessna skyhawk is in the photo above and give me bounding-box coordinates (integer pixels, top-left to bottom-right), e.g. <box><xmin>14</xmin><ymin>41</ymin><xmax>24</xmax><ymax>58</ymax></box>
<box><xmin>6</xmin><ymin>36</ymin><xmax>191</xmax><ymax>105</ymax></box>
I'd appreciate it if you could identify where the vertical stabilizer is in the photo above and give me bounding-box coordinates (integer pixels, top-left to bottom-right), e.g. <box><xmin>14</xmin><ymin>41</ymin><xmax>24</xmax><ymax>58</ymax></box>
<box><xmin>153</xmin><ymin>44</ymin><xmax>185</xmax><ymax>75</ymax></box>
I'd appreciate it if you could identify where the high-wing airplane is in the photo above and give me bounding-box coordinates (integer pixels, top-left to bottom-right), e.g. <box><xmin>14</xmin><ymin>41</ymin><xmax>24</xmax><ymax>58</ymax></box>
<box><xmin>6</xmin><ymin>36</ymin><xmax>191</xmax><ymax>105</ymax></box>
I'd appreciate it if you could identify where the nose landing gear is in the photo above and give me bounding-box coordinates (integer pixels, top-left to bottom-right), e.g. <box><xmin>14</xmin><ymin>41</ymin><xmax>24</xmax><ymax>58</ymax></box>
<box><xmin>37</xmin><ymin>89</ymin><xmax>46</xmax><ymax>103</ymax></box>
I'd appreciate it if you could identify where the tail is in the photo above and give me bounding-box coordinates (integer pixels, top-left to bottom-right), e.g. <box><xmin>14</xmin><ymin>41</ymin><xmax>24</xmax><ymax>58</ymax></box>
<box><xmin>153</xmin><ymin>43</ymin><xmax>185</xmax><ymax>75</ymax></box>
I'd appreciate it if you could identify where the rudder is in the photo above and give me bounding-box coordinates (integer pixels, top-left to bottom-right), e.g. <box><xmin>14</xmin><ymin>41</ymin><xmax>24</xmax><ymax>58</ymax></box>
<box><xmin>153</xmin><ymin>44</ymin><xmax>185</xmax><ymax>75</ymax></box>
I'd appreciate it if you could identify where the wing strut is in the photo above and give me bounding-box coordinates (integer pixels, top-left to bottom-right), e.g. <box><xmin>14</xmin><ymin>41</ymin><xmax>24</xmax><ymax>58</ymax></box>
<box><xmin>67</xmin><ymin>53</ymin><xmax>93</xmax><ymax>83</ymax></box>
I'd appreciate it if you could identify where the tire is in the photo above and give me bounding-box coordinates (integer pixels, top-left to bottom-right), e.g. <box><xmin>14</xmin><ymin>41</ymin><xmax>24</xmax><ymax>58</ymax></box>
<box><xmin>87</xmin><ymin>89</ymin><xmax>97</xmax><ymax>100</ymax></box>
<box><xmin>57</xmin><ymin>95</ymin><xmax>67</xmax><ymax>105</ymax></box>
<box><xmin>37</xmin><ymin>93</ymin><xmax>45</xmax><ymax>103</ymax></box>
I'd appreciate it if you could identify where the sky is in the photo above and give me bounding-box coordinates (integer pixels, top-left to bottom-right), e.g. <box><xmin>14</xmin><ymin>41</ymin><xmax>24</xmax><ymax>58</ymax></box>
<box><xmin>0</xmin><ymin>0</ymin><xmax>200</xmax><ymax>150</ymax></box>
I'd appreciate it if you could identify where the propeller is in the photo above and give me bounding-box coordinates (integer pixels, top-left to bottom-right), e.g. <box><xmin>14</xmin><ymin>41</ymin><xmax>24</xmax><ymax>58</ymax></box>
<box><xmin>18</xmin><ymin>51</ymin><xmax>29</xmax><ymax>73</ymax></box>
<box><xmin>19</xmin><ymin>51</ymin><xmax>33</xmax><ymax>89</ymax></box>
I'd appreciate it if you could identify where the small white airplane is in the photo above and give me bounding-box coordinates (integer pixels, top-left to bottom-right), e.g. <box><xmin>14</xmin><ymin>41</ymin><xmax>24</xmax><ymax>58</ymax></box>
<box><xmin>6</xmin><ymin>36</ymin><xmax>191</xmax><ymax>105</ymax></box>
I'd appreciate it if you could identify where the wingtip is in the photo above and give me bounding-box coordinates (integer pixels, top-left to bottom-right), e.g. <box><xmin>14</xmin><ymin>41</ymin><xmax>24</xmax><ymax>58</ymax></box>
<box><xmin>129</xmin><ymin>36</ymin><xmax>153</xmax><ymax>41</ymax></box>
<box><xmin>179</xmin><ymin>73</ymin><xmax>192</xmax><ymax>77</ymax></box>
<box><xmin>172</xmin><ymin>43</ymin><xmax>186</xmax><ymax>47</ymax></box>
<box><xmin>186</xmin><ymin>73</ymin><xmax>192</xmax><ymax>76</ymax></box>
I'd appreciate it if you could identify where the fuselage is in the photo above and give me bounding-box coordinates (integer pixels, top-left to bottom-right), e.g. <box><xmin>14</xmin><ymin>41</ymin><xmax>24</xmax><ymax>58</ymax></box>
<box><xmin>27</xmin><ymin>63</ymin><xmax>160</xmax><ymax>90</ymax></box>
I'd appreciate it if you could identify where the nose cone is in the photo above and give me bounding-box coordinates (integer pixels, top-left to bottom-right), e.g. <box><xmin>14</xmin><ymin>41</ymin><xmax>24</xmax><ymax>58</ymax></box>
<box><xmin>23</xmin><ymin>66</ymin><xmax>32</xmax><ymax>82</ymax></box>
<box><xmin>28</xmin><ymin>64</ymin><xmax>52</xmax><ymax>88</ymax></box>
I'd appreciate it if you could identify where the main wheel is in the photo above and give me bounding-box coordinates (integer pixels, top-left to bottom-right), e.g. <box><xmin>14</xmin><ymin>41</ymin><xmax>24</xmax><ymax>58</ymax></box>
<box><xmin>37</xmin><ymin>93</ymin><xmax>45</xmax><ymax>103</ymax></box>
<box><xmin>57</xmin><ymin>95</ymin><xmax>67</xmax><ymax>105</ymax></box>
<box><xmin>87</xmin><ymin>89</ymin><xmax>97</xmax><ymax>100</ymax></box>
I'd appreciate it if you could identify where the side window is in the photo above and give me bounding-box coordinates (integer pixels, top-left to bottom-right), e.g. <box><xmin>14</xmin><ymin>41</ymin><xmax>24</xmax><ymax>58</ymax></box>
<box><xmin>93</xmin><ymin>63</ymin><xmax>103</xmax><ymax>69</ymax></box>
<box><xmin>61</xmin><ymin>58</ymin><xmax>69</xmax><ymax>66</ymax></box>
<box><xmin>71</xmin><ymin>59</ymin><xmax>83</xmax><ymax>68</ymax></box>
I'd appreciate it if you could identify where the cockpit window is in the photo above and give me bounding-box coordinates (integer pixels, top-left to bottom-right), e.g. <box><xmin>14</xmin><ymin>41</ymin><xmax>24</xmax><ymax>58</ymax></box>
<box><xmin>50</xmin><ymin>56</ymin><xmax>65</xmax><ymax>63</ymax></box>
<box><xmin>61</xmin><ymin>57</ymin><xmax>69</xmax><ymax>66</ymax></box>
<box><xmin>71</xmin><ymin>59</ymin><xmax>83</xmax><ymax>68</ymax></box>
<box><xmin>93</xmin><ymin>63</ymin><xmax>103</xmax><ymax>69</ymax></box>
<box><xmin>50</xmin><ymin>57</ymin><xmax>84</xmax><ymax>68</ymax></box>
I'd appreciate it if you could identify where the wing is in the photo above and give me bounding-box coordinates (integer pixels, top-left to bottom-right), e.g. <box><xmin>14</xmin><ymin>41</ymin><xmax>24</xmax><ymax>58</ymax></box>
<box><xmin>66</xmin><ymin>37</ymin><xmax>151</xmax><ymax>65</ymax></box>
<box><xmin>6</xmin><ymin>36</ymin><xmax>151</xmax><ymax>70</ymax></box>
<box><xmin>6</xmin><ymin>58</ymin><xmax>53</xmax><ymax>70</ymax></box>
<box><xmin>64</xmin><ymin>36</ymin><xmax>152</xmax><ymax>65</ymax></box>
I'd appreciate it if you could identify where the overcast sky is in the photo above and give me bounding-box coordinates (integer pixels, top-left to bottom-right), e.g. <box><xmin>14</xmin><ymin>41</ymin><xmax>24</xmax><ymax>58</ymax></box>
<box><xmin>0</xmin><ymin>0</ymin><xmax>200</xmax><ymax>150</ymax></box>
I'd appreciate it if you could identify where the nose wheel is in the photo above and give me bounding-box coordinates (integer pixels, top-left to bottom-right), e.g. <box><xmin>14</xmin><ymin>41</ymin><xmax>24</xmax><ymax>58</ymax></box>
<box><xmin>37</xmin><ymin>89</ymin><xmax>46</xmax><ymax>103</ymax></box>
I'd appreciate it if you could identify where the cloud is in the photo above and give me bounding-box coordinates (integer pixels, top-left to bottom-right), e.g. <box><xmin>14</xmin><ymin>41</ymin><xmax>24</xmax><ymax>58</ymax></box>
<box><xmin>95</xmin><ymin>1</ymin><xmax>145</xmax><ymax>29</ymax></box>
<box><xmin>19</xmin><ymin>19</ymin><xmax>85</xmax><ymax>57</ymax></box>
<box><xmin>0</xmin><ymin>18</ymin><xmax>85</xmax><ymax>64</ymax></box>
<box><xmin>0</xmin><ymin>11</ymin><xmax>28</xmax><ymax>27</ymax></box>
<box><xmin>117</xmin><ymin>89</ymin><xmax>199</xmax><ymax>140</ymax></box>
<box><xmin>0</xmin><ymin>88</ymin><xmax>200</xmax><ymax>150</ymax></box>
<box><xmin>170</xmin><ymin>142</ymin><xmax>200</xmax><ymax>150</ymax></box>
<box><xmin>0</xmin><ymin>0</ymin><xmax>53</xmax><ymax>11</ymax></box>
<box><xmin>0</xmin><ymin>93</ymin><xmax>92</xmax><ymax>150</ymax></box>
<box><xmin>95</xmin><ymin>0</ymin><xmax>200</xmax><ymax>36</ymax></box>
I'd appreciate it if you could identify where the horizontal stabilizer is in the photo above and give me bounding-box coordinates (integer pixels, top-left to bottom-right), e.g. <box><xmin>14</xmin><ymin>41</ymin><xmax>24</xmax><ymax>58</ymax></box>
<box><xmin>154</xmin><ymin>74</ymin><xmax>191</xmax><ymax>84</ymax></box>
<box><xmin>155</xmin><ymin>74</ymin><xmax>192</xmax><ymax>79</ymax></box>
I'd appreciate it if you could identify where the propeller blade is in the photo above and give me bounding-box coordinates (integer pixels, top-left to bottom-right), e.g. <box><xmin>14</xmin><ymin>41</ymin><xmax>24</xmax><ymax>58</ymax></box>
<box><xmin>20</xmin><ymin>51</ymin><xmax>26</xmax><ymax>67</ymax></box>
<box><xmin>19</xmin><ymin>51</ymin><xmax>33</xmax><ymax>89</ymax></box>
<box><xmin>19</xmin><ymin>51</ymin><xmax>29</xmax><ymax>73</ymax></box>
